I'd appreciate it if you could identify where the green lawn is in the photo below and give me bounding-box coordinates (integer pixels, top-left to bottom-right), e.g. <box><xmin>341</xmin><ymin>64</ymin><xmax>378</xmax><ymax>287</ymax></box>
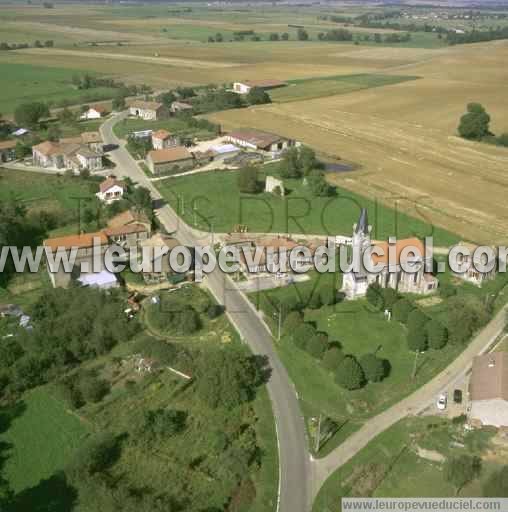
<box><xmin>269</xmin><ymin>74</ymin><xmax>419</xmax><ymax>103</ymax></box>
<box><xmin>0</xmin><ymin>62</ymin><xmax>118</xmax><ymax>114</ymax></box>
<box><xmin>0</xmin><ymin>387</ymin><xmax>90</xmax><ymax>493</ymax></box>
<box><xmin>157</xmin><ymin>167</ymin><xmax>459</xmax><ymax>246</ymax></box>
<box><xmin>313</xmin><ymin>417</ymin><xmax>500</xmax><ymax>512</ymax></box>
<box><xmin>0</xmin><ymin>169</ymin><xmax>97</xmax><ymax>215</ymax></box>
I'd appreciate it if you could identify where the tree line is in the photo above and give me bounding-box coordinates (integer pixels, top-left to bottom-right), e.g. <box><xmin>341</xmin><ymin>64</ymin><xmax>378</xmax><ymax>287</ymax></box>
<box><xmin>0</xmin><ymin>40</ymin><xmax>54</xmax><ymax>51</ymax></box>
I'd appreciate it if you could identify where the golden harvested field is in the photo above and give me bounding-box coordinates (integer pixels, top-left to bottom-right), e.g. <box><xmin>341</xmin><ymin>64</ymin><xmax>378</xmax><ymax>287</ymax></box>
<box><xmin>207</xmin><ymin>41</ymin><xmax>508</xmax><ymax>245</ymax></box>
<box><xmin>2</xmin><ymin>4</ymin><xmax>507</xmax><ymax>243</ymax></box>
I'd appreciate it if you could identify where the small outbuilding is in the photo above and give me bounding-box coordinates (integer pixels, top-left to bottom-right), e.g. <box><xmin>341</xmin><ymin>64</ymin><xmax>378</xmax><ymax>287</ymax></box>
<box><xmin>0</xmin><ymin>140</ymin><xmax>17</xmax><ymax>162</ymax></box>
<box><xmin>80</xmin><ymin>104</ymin><xmax>108</xmax><ymax>120</ymax></box>
<box><xmin>129</xmin><ymin>100</ymin><xmax>169</xmax><ymax>121</ymax></box>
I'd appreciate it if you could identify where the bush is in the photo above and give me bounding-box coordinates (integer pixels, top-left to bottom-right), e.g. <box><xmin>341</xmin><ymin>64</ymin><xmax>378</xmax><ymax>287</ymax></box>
<box><xmin>366</xmin><ymin>283</ymin><xmax>384</xmax><ymax>310</ymax></box>
<box><xmin>439</xmin><ymin>282</ymin><xmax>457</xmax><ymax>298</ymax></box>
<box><xmin>237</xmin><ymin>166</ymin><xmax>258</xmax><ymax>194</ymax></box>
<box><xmin>335</xmin><ymin>356</ymin><xmax>365</xmax><ymax>390</ymax></box>
<box><xmin>392</xmin><ymin>298</ymin><xmax>414</xmax><ymax>323</ymax></box>
<box><xmin>427</xmin><ymin>319</ymin><xmax>448</xmax><ymax>350</ymax></box>
<box><xmin>306</xmin><ymin>332</ymin><xmax>328</xmax><ymax>359</ymax></box>
<box><xmin>360</xmin><ymin>353</ymin><xmax>387</xmax><ymax>383</ymax></box>
<box><xmin>322</xmin><ymin>347</ymin><xmax>344</xmax><ymax>371</ymax></box>
<box><xmin>79</xmin><ymin>374</ymin><xmax>110</xmax><ymax>403</ymax></box>
<box><xmin>207</xmin><ymin>304</ymin><xmax>224</xmax><ymax>319</ymax></box>
<box><xmin>381</xmin><ymin>288</ymin><xmax>398</xmax><ymax>310</ymax></box>
<box><xmin>292</xmin><ymin>323</ymin><xmax>316</xmax><ymax>350</ymax></box>
<box><xmin>407</xmin><ymin>309</ymin><xmax>428</xmax><ymax>332</ymax></box>
<box><xmin>407</xmin><ymin>328</ymin><xmax>428</xmax><ymax>353</ymax></box>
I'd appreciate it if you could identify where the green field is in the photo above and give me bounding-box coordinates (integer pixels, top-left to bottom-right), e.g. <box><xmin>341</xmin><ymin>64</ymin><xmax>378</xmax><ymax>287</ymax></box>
<box><xmin>0</xmin><ymin>169</ymin><xmax>97</xmax><ymax>216</ymax></box>
<box><xmin>157</xmin><ymin>167</ymin><xmax>459</xmax><ymax>246</ymax></box>
<box><xmin>0</xmin><ymin>387</ymin><xmax>90</xmax><ymax>493</ymax></box>
<box><xmin>313</xmin><ymin>417</ymin><xmax>500</xmax><ymax>511</ymax></box>
<box><xmin>269</xmin><ymin>74</ymin><xmax>419</xmax><ymax>103</ymax></box>
<box><xmin>0</xmin><ymin>62</ymin><xmax>117</xmax><ymax>114</ymax></box>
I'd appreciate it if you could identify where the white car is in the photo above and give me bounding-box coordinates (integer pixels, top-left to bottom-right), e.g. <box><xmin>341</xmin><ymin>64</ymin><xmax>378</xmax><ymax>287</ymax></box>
<box><xmin>437</xmin><ymin>393</ymin><xmax>447</xmax><ymax>410</ymax></box>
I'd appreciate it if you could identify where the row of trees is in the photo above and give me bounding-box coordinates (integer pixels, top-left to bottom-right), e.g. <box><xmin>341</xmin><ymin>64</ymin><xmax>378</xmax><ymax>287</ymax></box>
<box><xmin>0</xmin><ymin>39</ymin><xmax>53</xmax><ymax>51</ymax></box>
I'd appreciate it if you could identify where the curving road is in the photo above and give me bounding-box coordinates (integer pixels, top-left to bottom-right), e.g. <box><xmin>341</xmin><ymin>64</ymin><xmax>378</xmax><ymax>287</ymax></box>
<box><xmin>100</xmin><ymin>113</ymin><xmax>312</xmax><ymax>512</ymax></box>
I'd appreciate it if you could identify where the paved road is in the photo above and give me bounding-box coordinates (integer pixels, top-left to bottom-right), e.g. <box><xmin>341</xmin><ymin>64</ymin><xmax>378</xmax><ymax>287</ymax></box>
<box><xmin>311</xmin><ymin>303</ymin><xmax>508</xmax><ymax>502</ymax></box>
<box><xmin>100</xmin><ymin>113</ymin><xmax>312</xmax><ymax>512</ymax></box>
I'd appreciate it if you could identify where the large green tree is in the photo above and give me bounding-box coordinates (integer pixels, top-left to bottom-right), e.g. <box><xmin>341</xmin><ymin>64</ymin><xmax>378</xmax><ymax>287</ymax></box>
<box><xmin>458</xmin><ymin>103</ymin><xmax>491</xmax><ymax>140</ymax></box>
<box><xmin>14</xmin><ymin>101</ymin><xmax>49</xmax><ymax>128</ymax></box>
<box><xmin>335</xmin><ymin>355</ymin><xmax>365</xmax><ymax>390</ymax></box>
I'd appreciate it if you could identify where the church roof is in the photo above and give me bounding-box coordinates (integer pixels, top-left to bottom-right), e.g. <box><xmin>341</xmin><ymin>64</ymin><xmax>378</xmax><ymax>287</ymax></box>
<box><xmin>355</xmin><ymin>208</ymin><xmax>369</xmax><ymax>235</ymax></box>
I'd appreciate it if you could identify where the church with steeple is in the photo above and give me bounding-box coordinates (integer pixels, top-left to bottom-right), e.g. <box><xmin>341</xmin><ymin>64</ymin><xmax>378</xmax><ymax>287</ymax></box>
<box><xmin>341</xmin><ymin>209</ymin><xmax>438</xmax><ymax>300</ymax></box>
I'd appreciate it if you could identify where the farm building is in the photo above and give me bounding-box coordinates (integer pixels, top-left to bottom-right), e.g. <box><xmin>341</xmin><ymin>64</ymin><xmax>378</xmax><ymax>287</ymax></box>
<box><xmin>0</xmin><ymin>140</ymin><xmax>17</xmax><ymax>162</ymax></box>
<box><xmin>104</xmin><ymin>209</ymin><xmax>151</xmax><ymax>248</ymax></box>
<box><xmin>227</xmin><ymin>128</ymin><xmax>299</xmax><ymax>153</ymax></box>
<box><xmin>147</xmin><ymin>147</ymin><xmax>194</xmax><ymax>175</ymax></box>
<box><xmin>96</xmin><ymin>176</ymin><xmax>125</xmax><ymax>204</ymax></box>
<box><xmin>78</xmin><ymin>270</ymin><xmax>119</xmax><ymax>289</ymax></box>
<box><xmin>233</xmin><ymin>80</ymin><xmax>287</xmax><ymax>95</ymax></box>
<box><xmin>151</xmin><ymin>129</ymin><xmax>179</xmax><ymax>150</ymax></box>
<box><xmin>80</xmin><ymin>105</ymin><xmax>108</xmax><ymax>120</ymax></box>
<box><xmin>33</xmin><ymin>139</ymin><xmax>103</xmax><ymax>172</ymax></box>
<box><xmin>171</xmin><ymin>101</ymin><xmax>193</xmax><ymax>114</ymax></box>
<box><xmin>60</xmin><ymin>131</ymin><xmax>103</xmax><ymax>152</ymax></box>
<box><xmin>210</xmin><ymin>143</ymin><xmax>240</xmax><ymax>161</ymax></box>
<box><xmin>129</xmin><ymin>100</ymin><xmax>169</xmax><ymax>121</ymax></box>
<box><xmin>265</xmin><ymin>176</ymin><xmax>285</xmax><ymax>196</ymax></box>
<box><xmin>470</xmin><ymin>352</ymin><xmax>508</xmax><ymax>427</ymax></box>
<box><xmin>451</xmin><ymin>242</ymin><xmax>497</xmax><ymax>287</ymax></box>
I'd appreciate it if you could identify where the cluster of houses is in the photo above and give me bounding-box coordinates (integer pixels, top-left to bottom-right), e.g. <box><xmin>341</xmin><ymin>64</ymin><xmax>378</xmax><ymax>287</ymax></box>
<box><xmin>43</xmin><ymin>206</ymin><xmax>186</xmax><ymax>289</ymax></box>
<box><xmin>128</xmin><ymin>99</ymin><xmax>192</xmax><ymax>121</ymax></box>
<box><xmin>32</xmin><ymin>131</ymin><xmax>104</xmax><ymax>172</ymax></box>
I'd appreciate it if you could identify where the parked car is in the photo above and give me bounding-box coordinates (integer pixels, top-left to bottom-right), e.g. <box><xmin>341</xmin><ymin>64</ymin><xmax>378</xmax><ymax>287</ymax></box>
<box><xmin>453</xmin><ymin>389</ymin><xmax>463</xmax><ymax>404</ymax></box>
<box><xmin>437</xmin><ymin>393</ymin><xmax>447</xmax><ymax>410</ymax></box>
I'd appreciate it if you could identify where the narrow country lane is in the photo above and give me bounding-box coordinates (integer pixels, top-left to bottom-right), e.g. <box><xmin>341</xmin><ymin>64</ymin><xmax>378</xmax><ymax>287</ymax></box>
<box><xmin>100</xmin><ymin>113</ymin><xmax>312</xmax><ymax>512</ymax></box>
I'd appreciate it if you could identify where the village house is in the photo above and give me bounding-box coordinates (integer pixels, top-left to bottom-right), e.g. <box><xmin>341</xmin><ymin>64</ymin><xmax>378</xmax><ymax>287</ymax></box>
<box><xmin>233</xmin><ymin>79</ymin><xmax>287</xmax><ymax>95</ymax></box>
<box><xmin>341</xmin><ymin>209</ymin><xmax>438</xmax><ymax>299</ymax></box>
<box><xmin>151</xmin><ymin>129</ymin><xmax>179</xmax><ymax>150</ymax></box>
<box><xmin>209</xmin><ymin>143</ymin><xmax>240</xmax><ymax>162</ymax></box>
<box><xmin>451</xmin><ymin>242</ymin><xmax>498</xmax><ymax>287</ymax></box>
<box><xmin>104</xmin><ymin>209</ymin><xmax>151</xmax><ymax>248</ymax></box>
<box><xmin>80</xmin><ymin>104</ymin><xmax>108</xmax><ymax>120</ymax></box>
<box><xmin>129</xmin><ymin>100</ymin><xmax>169</xmax><ymax>121</ymax></box>
<box><xmin>96</xmin><ymin>177</ymin><xmax>125</xmax><ymax>204</ymax></box>
<box><xmin>226</xmin><ymin>128</ymin><xmax>299</xmax><ymax>154</ymax></box>
<box><xmin>44</xmin><ymin>231</ymin><xmax>109</xmax><ymax>288</ymax></box>
<box><xmin>32</xmin><ymin>140</ymin><xmax>103</xmax><ymax>172</ymax></box>
<box><xmin>0</xmin><ymin>140</ymin><xmax>17</xmax><ymax>162</ymax></box>
<box><xmin>470</xmin><ymin>352</ymin><xmax>508</xmax><ymax>427</ymax></box>
<box><xmin>80</xmin><ymin>131</ymin><xmax>103</xmax><ymax>152</ymax></box>
<box><xmin>170</xmin><ymin>101</ymin><xmax>193</xmax><ymax>114</ymax></box>
<box><xmin>265</xmin><ymin>176</ymin><xmax>285</xmax><ymax>196</ymax></box>
<box><xmin>147</xmin><ymin>146</ymin><xmax>194</xmax><ymax>175</ymax></box>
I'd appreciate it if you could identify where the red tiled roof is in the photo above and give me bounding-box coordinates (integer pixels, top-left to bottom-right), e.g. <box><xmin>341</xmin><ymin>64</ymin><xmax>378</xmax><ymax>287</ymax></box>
<box><xmin>0</xmin><ymin>140</ymin><xmax>16</xmax><ymax>151</ymax></box>
<box><xmin>371</xmin><ymin>238</ymin><xmax>425</xmax><ymax>265</ymax></box>
<box><xmin>148</xmin><ymin>146</ymin><xmax>192</xmax><ymax>164</ymax></box>
<box><xmin>104</xmin><ymin>223</ymin><xmax>148</xmax><ymax>237</ymax></box>
<box><xmin>152</xmin><ymin>129</ymin><xmax>172</xmax><ymax>140</ymax></box>
<box><xmin>100</xmin><ymin>177</ymin><xmax>124</xmax><ymax>193</ymax></box>
<box><xmin>43</xmin><ymin>231</ymin><xmax>107</xmax><ymax>250</ymax></box>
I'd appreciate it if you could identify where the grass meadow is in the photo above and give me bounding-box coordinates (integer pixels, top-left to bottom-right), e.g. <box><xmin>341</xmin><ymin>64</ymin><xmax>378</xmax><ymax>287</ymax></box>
<box><xmin>0</xmin><ymin>62</ymin><xmax>117</xmax><ymax>114</ymax></box>
<box><xmin>157</xmin><ymin>166</ymin><xmax>459</xmax><ymax>246</ymax></box>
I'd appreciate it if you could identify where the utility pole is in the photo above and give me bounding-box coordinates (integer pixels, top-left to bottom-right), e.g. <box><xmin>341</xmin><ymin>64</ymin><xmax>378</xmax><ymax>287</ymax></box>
<box><xmin>277</xmin><ymin>303</ymin><xmax>282</xmax><ymax>342</ymax></box>
<box><xmin>412</xmin><ymin>350</ymin><xmax>420</xmax><ymax>381</ymax></box>
<box><xmin>315</xmin><ymin>413</ymin><xmax>322</xmax><ymax>453</ymax></box>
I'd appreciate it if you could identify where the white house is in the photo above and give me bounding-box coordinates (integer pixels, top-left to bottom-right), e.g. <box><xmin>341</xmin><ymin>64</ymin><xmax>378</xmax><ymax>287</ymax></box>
<box><xmin>233</xmin><ymin>80</ymin><xmax>287</xmax><ymax>95</ymax></box>
<box><xmin>451</xmin><ymin>242</ymin><xmax>497</xmax><ymax>287</ymax></box>
<box><xmin>151</xmin><ymin>129</ymin><xmax>179</xmax><ymax>150</ymax></box>
<box><xmin>80</xmin><ymin>104</ymin><xmax>108</xmax><ymax>120</ymax></box>
<box><xmin>470</xmin><ymin>352</ymin><xmax>508</xmax><ymax>427</ymax></box>
<box><xmin>96</xmin><ymin>177</ymin><xmax>125</xmax><ymax>204</ymax></box>
<box><xmin>129</xmin><ymin>100</ymin><xmax>169</xmax><ymax>121</ymax></box>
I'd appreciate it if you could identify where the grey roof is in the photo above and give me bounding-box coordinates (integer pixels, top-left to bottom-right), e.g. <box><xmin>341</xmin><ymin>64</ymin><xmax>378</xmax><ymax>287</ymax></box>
<box><xmin>355</xmin><ymin>208</ymin><xmax>369</xmax><ymax>235</ymax></box>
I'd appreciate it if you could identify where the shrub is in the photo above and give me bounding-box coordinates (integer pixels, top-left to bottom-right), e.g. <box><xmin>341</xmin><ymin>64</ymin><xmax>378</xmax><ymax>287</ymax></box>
<box><xmin>366</xmin><ymin>283</ymin><xmax>384</xmax><ymax>310</ymax></box>
<box><xmin>392</xmin><ymin>298</ymin><xmax>413</xmax><ymax>323</ymax></box>
<box><xmin>322</xmin><ymin>347</ymin><xmax>344</xmax><ymax>371</ymax></box>
<box><xmin>207</xmin><ymin>304</ymin><xmax>224</xmax><ymax>319</ymax></box>
<box><xmin>407</xmin><ymin>328</ymin><xmax>428</xmax><ymax>353</ymax></box>
<box><xmin>335</xmin><ymin>356</ymin><xmax>365</xmax><ymax>390</ymax></box>
<box><xmin>360</xmin><ymin>353</ymin><xmax>387</xmax><ymax>383</ymax></box>
<box><xmin>306</xmin><ymin>333</ymin><xmax>328</xmax><ymax>359</ymax></box>
<box><xmin>381</xmin><ymin>288</ymin><xmax>398</xmax><ymax>310</ymax></box>
<box><xmin>439</xmin><ymin>282</ymin><xmax>457</xmax><ymax>298</ymax></box>
<box><xmin>407</xmin><ymin>309</ymin><xmax>428</xmax><ymax>332</ymax></box>
<box><xmin>292</xmin><ymin>323</ymin><xmax>316</xmax><ymax>350</ymax></box>
<box><xmin>427</xmin><ymin>319</ymin><xmax>448</xmax><ymax>350</ymax></box>
<box><xmin>79</xmin><ymin>374</ymin><xmax>110</xmax><ymax>403</ymax></box>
